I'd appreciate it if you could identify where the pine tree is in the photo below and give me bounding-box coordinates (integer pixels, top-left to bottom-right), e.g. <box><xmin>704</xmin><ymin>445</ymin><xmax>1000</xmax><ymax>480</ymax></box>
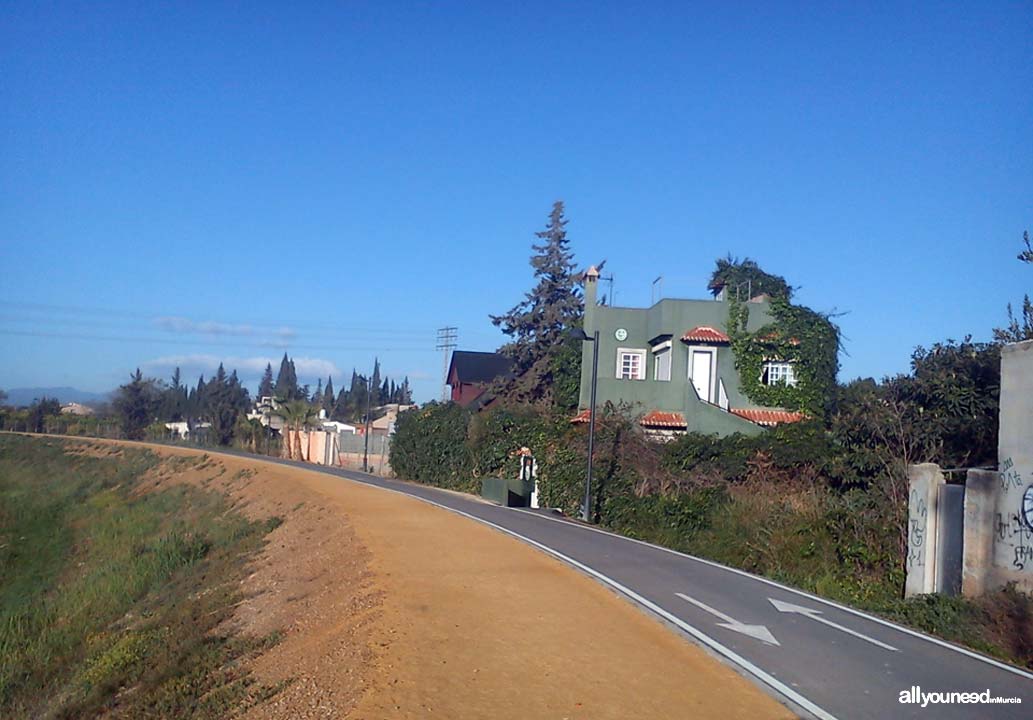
<box><xmin>489</xmin><ymin>201</ymin><xmax>583</xmax><ymax>402</ymax></box>
<box><xmin>258</xmin><ymin>363</ymin><xmax>274</xmax><ymax>398</ymax></box>
<box><xmin>313</xmin><ymin>378</ymin><xmax>323</xmax><ymax>409</ymax></box>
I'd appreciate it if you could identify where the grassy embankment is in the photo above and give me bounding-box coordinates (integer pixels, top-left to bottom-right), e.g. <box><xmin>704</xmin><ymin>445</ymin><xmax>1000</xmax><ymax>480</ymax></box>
<box><xmin>0</xmin><ymin>435</ymin><xmax>284</xmax><ymax>719</ymax></box>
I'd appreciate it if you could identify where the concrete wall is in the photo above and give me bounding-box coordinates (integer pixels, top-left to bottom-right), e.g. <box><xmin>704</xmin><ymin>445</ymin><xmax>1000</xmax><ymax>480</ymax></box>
<box><xmin>987</xmin><ymin>340</ymin><xmax>1033</xmax><ymax>591</ymax></box>
<box><xmin>919</xmin><ymin>340</ymin><xmax>1033</xmax><ymax>598</ymax></box>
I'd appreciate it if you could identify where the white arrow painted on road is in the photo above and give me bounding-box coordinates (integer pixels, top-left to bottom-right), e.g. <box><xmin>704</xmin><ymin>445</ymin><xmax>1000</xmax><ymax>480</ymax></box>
<box><xmin>676</xmin><ymin>593</ymin><xmax>780</xmax><ymax>646</ymax></box>
<box><xmin>769</xmin><ymin>598</ymin><xmax>899</xmax><ymax>652</ymax></box>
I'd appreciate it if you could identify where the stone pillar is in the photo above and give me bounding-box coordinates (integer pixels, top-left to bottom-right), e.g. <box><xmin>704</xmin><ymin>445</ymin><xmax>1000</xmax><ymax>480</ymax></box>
<box><xmin>962</xmin><ymin>469</ymin><xmax>997</xmax><ymax>597</ymax></box>
<box><xmin>905</xmin><ymin>464</ymin><xmax>944</xmax><ymax>597</ymax></box>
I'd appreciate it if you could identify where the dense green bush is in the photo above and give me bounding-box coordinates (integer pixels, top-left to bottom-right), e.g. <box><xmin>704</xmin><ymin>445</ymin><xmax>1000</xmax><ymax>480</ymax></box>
<box><xmin>389</xmin><ymin>402</ymin><xmax>473</xmax><ymax>491</ymax></box>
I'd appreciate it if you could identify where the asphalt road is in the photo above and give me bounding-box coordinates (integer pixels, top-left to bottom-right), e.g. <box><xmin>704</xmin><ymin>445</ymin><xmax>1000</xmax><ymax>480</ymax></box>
<box><xmin>223</xmin><ymin>451</ymin><xmax>1033</xmax><ymax>719</ymax></box>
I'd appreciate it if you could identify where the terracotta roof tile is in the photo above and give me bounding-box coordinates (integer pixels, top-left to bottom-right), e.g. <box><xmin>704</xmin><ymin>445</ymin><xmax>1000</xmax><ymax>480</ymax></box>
<box><xmin>681</xmin><ymin>326</ymin><xmax>731</xmax><ymax>343</ymax></box>
<box><xmin>639</xmin><ymin>410</ymin><xmax>687</xmax><ymax>428</ymax></box>
<box><xmin>729</xmin><ymin>408</ymin><xmax>808</xmax><ymax>426</ymax></box>
<box><xmin>570</xmin><ymin>409</ymin><xmax>592</xmax><ymax>424</ymax></box>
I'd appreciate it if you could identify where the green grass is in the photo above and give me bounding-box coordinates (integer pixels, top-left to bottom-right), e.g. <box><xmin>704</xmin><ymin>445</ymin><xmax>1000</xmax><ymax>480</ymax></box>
<box><xmin>0</xmin><ymin>435</ymin><xmax>286</xmax><ymax>719</ymax></box>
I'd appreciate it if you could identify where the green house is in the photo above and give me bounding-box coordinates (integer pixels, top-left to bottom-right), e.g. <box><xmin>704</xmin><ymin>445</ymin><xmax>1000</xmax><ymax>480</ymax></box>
<box><xmin>576</xmin><ymin>266</ymin><xmax>807</xmax><ymax>438</ymax></box>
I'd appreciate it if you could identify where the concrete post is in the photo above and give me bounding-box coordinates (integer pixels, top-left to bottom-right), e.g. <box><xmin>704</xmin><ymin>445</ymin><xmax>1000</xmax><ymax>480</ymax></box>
<box><xmin>905</xmin><ymin>463</ymin><xmax>945</xmax><ymax>597</ymax></box>
<box><xmin>962</xmin><ymin>469</ymin><xmax>997</xmax><ymax>597</ymax></box>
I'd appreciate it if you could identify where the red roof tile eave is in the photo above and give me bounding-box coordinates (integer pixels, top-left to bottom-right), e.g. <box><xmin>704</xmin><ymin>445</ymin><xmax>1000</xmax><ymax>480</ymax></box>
<box><xmin>729</xmin><ymin>408</ymin><xmax>808</xmax><ymax>426</ymax></box>
<box><xmin>681</xmin><ymin>326</ymin><xmax>731</xmax><ymax>344</ymax></box>
<box><xmin>639</xmin><ymin>410</ymin><xmax>688</xmax><ymax>429</ymax></box>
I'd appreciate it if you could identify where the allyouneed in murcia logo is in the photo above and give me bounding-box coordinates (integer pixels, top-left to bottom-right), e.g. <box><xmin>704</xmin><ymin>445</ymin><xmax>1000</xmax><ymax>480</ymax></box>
<box><xmin>899</xmin><ymin>686</ymin><xmax>1022</xmax><ymax>707</ymax></box>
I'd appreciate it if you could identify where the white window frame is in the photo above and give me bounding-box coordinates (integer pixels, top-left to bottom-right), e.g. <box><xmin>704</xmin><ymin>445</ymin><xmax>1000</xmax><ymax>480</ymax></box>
<box><xmin>651</xmin><ymin>341</ymin><xmax>672</xmax><ymax>382</ymax></box>
<box><xmin>616</xmin><ymin>348</ymin><xmax>647</xmax><ymax>380</ymax></box>
<box><xmin>762</xmin><ymin>361</ymin><xmax>797</xmax><ymax>387</ymax></box>
<box><xmin>686</xmin><ymin>345</ymin><xmax>717</xmax><ymax>403</ymax></box>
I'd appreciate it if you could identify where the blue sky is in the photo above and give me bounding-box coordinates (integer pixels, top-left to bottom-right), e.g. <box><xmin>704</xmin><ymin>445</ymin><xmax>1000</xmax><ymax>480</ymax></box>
<box><xmin>1</xmin><ymin>2</ymin><xmax>1030</xmax><ymax>402</ymax></box>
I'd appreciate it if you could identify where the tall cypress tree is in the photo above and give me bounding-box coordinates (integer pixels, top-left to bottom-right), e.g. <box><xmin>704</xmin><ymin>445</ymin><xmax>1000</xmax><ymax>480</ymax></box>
<box><xmin>274</xmin><ymin>353</ymin><xmax>299</xmax><ymax>400</ymax></box>
<box><xmin>323</xmin><ymin>376</ymin><xmax>335</xmax><ymax>411</ymax></box>
<box><xmin>258</xmin><ymin>363</ymin><xmax>274</xmax><ymax>398</ymax></box>
<box><xmin>370</xmin><ymin>359</ymin><xmax>381</xmax><ymax>407</ymax></box>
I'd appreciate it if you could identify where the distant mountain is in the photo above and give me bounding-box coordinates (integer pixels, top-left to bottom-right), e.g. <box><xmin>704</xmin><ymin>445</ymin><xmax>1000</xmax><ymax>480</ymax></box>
<box><xmin>2</xmin><ymin>387</ymin><xmax>112</xmax><ymax>407</ymax></box>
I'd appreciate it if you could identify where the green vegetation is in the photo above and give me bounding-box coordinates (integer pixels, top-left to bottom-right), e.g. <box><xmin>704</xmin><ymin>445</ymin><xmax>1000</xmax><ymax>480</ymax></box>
<box><xmin>0</xmin><ymin>435</ymin><xmax>284</xmax><ymax>718</ymax></box>
<box><xmin>727</xmin><ymin>295</ymin><xmax>841</xmax><ymax>417</ymax></box>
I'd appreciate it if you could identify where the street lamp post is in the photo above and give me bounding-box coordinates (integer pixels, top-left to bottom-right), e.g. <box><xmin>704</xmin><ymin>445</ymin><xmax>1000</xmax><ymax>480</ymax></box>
<box><xmin>583</xmin><ymin>329</ymin><xmax>600</xmax><ymax>522</ymax></box>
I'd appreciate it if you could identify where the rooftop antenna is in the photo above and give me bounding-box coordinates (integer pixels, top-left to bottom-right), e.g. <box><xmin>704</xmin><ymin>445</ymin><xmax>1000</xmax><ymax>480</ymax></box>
<box><xmin>599</xmin><ymin>272</ymin><xmax>615</xmax><ymax>306</ymax></box>
<box><xmin>734</xmin><ymin>279</ymin><xmax>752</xmax><ymax>302</ymax></box>
<box><xmin>651</xmin><ymin>275</ymin><xmax>664</xmax><ymax>304</ymax></box>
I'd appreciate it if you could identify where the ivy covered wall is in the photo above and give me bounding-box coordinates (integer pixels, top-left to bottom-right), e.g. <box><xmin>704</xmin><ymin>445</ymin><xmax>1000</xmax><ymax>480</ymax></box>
<box><xmin>727</xmin><ymin>296</ymin><xmax>840</xmax><ymax>417</ymax></box>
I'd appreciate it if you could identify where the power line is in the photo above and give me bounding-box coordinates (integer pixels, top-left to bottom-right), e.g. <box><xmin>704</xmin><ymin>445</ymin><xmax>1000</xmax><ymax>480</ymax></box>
<box><xmin>435</xmin><ymin>326</ymin><xmax>457</xmax><ymax>402</ymax></box>
<box><xmin>0</xmin><ymin>328</ymin><xmax>437</xmax><ymax>353</ymax></box>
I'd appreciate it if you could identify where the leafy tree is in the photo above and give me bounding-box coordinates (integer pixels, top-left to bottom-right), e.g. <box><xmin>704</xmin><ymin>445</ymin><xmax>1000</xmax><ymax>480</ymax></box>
<box><xmin>113</xmin><ymin>369</ymin><xmax>161</xmax><ymax>440</ymax></box>
<box><xmin>159</xmin><ymin>368</ymin><xmax>187</xmax><ymax>421</ymax></box>
<box><xmin>490</xmin><ymin>201</ymin><xmax>583</xmax><ymax>403</ymax></box>
<box><xmin>708</xmin><ymin>256</ymin><xmax>793</xmax><ymax>300</ymax></box>
<box><xmin>184</xmin><ymin>365</ymin><xmax>251</xmax><ymax>445</ymax></box>
<box><xmin>257</xmin><ymin>363</ymin><xmax>275</xmax><ymax>398</ymax></box>
<box><xmin>26</xmin><ymin>397</ymin><xmax>61</xmax><ymax>433</ymax></box>
<box><xmin>994</xmin><ymin>230</ymin><xmax>1033</xmax><ymax>343</ymax></box>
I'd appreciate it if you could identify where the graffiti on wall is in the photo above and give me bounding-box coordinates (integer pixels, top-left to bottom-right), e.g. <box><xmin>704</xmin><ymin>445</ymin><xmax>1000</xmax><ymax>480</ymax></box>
<box><xmin>1000</xmin><ymin>456</ymin><xmax>1022</xmax><ymax>492</ymax></box>
<box><xmin>907</xmin><ymin>487</ymin><xmax>927</xmax><ymax>570</ymax></box>
<box><xmin>994</xmin><ymin>510</ymin><xmax>1033</xmax><ymax>570</ymax></box>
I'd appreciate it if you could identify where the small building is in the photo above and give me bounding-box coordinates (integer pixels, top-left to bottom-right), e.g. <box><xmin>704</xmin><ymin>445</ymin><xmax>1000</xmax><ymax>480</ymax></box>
<box><xmin>60</xmin><ymin>402</ymin><xmax>94</xmax><ymax>416</ymax></box>
<box><xmin>446</xmin><ymin>351</ymin><xmax>514</xmax><ymax>407</ymax></box>
<box><xmin>576</xmin><ymin>266</ymin><xmax>808</xmax><ymax>438</ymax></box>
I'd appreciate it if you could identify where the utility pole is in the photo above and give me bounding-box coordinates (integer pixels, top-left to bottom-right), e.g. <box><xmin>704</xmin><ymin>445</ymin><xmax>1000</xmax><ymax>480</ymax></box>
<box><xmin>436</xmin><ymin>326</ymin><xmax>458</xmax><ymax>402</ymax></box>
<box><xmin>362</xmin><ymin>374</ymin><xmax>372</xmax><ymax>472</ymax></box>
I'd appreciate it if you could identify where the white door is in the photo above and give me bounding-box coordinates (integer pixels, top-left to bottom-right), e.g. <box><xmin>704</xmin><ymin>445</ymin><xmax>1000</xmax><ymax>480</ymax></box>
<box><xmin>690</xmin><ymin>350</ymin><xmax>712</xmax><ymax>402</ymax></box>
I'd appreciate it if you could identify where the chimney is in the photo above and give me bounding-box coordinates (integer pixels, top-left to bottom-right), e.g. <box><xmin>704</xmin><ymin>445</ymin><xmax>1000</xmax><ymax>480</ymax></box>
<box><xmin>583</xmin><ymin>265</ymin><xmax>600</xmax><ymax>330</ymax></box>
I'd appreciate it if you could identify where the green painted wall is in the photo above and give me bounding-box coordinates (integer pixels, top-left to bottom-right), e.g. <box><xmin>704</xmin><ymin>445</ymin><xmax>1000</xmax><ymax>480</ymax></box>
<box><xmin>578</xmin><ymin>275</ymin><xmax>777</xmax><ymax>436</ymax></box>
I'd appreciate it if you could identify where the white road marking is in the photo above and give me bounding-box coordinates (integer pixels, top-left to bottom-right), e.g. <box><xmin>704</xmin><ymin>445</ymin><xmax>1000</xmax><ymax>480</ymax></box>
<box><xmin>769</xmin><ymin>599</ymin><xmax>899</xmax><ymax>652</ymax></box>
<box><xmin>510</xmin><ymin>506</ymin><xmax>1033</xmax><ymax>681</ymax></box>
<box><xmin>677</xmin><ymin>593</ymin><xmax>780</xmax><ymax>646</ymax></box>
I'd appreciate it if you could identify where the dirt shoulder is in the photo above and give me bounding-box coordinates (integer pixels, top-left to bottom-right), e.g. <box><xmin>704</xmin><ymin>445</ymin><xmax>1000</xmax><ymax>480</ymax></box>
<box><xmin>87</xmin><ymin>440</ymin><xmax>797</xmax><ymax>719</ymax></box>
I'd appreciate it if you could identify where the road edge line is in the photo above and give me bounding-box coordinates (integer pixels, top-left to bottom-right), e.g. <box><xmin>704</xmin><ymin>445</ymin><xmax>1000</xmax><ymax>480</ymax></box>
<box><xmin>510</xmin><ymin>507</ymin><xmax>1033</xmax><ymax>681</ymax></box>
<box><xmin>360</xmin><ymin>483</ymin><xmax>837</xmax><ymax>720</ymax></box>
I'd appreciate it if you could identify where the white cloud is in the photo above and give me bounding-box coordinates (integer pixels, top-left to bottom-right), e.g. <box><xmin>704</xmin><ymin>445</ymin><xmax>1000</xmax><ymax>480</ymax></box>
<box><xmin>143</xmin><ymin>354</ymin><xmax>339</xmax><ymax>381</ymax></box>
<box><xmin>153</xmin><ymin>317</ymin><xmax>297</xmax><ymax>343</ymax></box>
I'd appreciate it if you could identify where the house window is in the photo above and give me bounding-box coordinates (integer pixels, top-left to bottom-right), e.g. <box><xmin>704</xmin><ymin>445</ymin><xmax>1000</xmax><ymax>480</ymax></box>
<box><xmin>762</xmin><ymin>361</ymin><xmax>797</xmax><ymax>387</ymax></box>
<box><xmin>617</xmin><ymin>348</ymin><xmax>646</xmax><ymax>380</ymax></box>
<box><xmin>653</xmin><ymin>346</ymin><xmax>671</xmax><ymax>381</ymax></box>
